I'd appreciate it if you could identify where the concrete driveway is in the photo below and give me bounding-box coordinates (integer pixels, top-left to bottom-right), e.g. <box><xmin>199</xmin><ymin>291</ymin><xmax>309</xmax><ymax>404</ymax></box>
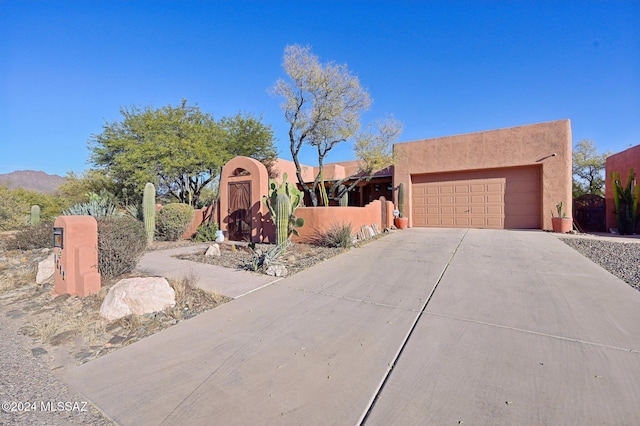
<box><xmin>61</xmin><ymin>229</ymin><xmax>640</xmax><ymax>425</ymax></box>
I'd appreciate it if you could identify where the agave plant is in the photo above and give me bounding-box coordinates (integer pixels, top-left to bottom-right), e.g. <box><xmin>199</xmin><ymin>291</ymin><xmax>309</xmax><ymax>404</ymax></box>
<box><xmin>249</xmin><ymin>241</ymin><xmax>289</xmax><ymax>272</ymax></box>
<box><xmin>63</xmin><ymin>192</ymin><xmax>119</xmax><ymax>218</ymax></box>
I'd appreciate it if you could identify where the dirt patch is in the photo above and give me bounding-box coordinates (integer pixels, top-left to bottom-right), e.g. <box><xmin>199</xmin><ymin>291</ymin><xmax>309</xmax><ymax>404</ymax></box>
<box><xmin>0</xmin><ymin>248</ymin><xmax>229</xmax><ymax>369</ymax></box>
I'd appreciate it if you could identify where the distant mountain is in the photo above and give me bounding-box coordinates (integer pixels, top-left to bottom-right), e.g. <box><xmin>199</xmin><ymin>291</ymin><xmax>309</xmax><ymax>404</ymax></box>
<box><xmin>0</xmin><ymin>170</ymin><xmax>66</xmax><ymax>194</ymax></box>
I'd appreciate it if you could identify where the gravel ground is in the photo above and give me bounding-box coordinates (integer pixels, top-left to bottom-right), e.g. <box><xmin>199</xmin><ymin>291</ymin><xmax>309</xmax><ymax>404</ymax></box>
<box><xmin>0</xmin><ymin>311</ymin><xmax>114</xmax><ymax>426</ymax></box>
<box><xmin>560</xmin><ymin>237</ymin><xmax>640</xmax><ymax>290</ymax></box>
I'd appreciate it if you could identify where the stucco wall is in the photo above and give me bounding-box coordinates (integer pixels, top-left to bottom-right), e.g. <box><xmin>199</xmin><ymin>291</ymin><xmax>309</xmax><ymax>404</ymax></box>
<box><xmin>605</xmin><ymin>144</ymin><xmax>640</xmax><ymax>231</ymax></box>
<box><xmin>292</xmin><ymin>200</ymin><xmax>386</xmax><ymax>244</ymax></box>
<box><xmin>181</xmin><ymin>205</ymin><xmax>216</xmax><ymax>240</ymax></box>
<box><xmin>272</xmin><ymin>158</ymin><xmax>315</xmax><ymax>183</ymax></box>
<box><xmin>392</xmin><ymin>120</ymin><xmax>572</xmax><ymax>230</ymax></box>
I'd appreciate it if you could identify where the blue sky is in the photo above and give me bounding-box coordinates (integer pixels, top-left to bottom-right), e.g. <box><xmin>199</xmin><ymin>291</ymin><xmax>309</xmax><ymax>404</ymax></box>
<box><xmin>1</xmin><ymin>1</ymin><xmax>638</xmax><ymax>176</ymax></box>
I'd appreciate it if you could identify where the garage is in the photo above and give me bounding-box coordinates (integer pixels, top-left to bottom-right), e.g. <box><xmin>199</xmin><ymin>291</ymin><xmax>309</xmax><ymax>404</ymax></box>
<box><xmin>411</xmin><ymin>166</ymin><xmax>541</xmax><ymax>229</ymax></box>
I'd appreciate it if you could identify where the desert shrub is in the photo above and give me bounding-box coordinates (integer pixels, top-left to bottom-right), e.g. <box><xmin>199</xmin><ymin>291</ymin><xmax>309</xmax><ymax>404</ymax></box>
<box><xmin>156</xmin><ymin>203</ymin><xmax>194</xmax><ymax>241</ymax></box>
<box><xmin>97</xmin><ymin>216</ymin><xmax>147</xmax><ymax>278</ymax></box>
<box><xmin>192</xmin><ymin>221</ymin><xmax>219</xmax><ymax>242</ymax></box>
<box><xmin>0</xmin><ymin>186</ymin><xmax>29</xmax><ymax>231</ymax></box>
<box><xmin>319</xmin><ymin>223</ymin><xmax>353</xmax><ymax>249</ymax></box>
<box><xmin>4</xmin><ymin>221</ymin><xmax>55</xmax><ymax>251</ymax></box>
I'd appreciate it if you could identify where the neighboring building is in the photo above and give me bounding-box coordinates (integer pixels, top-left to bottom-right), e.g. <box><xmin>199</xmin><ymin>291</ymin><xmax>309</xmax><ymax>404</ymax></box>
<box><xmin>219</xmin><ymin>119</ymin><xmax>573</xmax><ymax>241</ymax></box>
<box><xmin>605</xmin><ymin>144</ymin><xmax>640</xmax><ymax>232</ymax></box>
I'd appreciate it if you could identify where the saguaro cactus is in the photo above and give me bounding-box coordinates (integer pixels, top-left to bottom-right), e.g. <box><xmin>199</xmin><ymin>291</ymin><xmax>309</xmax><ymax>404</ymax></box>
<box><xmin>30</xmin><ymin>205</ymin><xmax>40</xmax><ymax>226</ymax></box>
<box><xmin>275</xmin><ymin>192</ymin><xmax>291</xmax><ymax>245</ymax></box>
<box><xmin>143</xmin><ymin>182</ymin><xmax>156</xmax><ymax>244</ymax></box>
<box><xmin>397</xmin><ymin>182</ymin><xmax>405</xmax><ymax>217</ymax></box>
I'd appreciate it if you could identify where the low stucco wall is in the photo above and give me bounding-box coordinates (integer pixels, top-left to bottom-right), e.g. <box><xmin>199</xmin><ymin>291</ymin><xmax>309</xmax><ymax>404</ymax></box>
<box><xmin>291</xmin><ymin>200</ymin><xmax>386</xmax><ymax>244</ymax></box>
<box><xmin>181</xmin><ymin>205</ymin><xmax>216</xmax><ymax>240</ymax></box>
<box><xmin>392</xmin><ymin>120</ymin><xmax>572</xmax><ymax>230</ymax></box>
<box><xmin>605</xmin><ymin>144</ymin><xmax>640</xmax><ymax>232</ymax></box>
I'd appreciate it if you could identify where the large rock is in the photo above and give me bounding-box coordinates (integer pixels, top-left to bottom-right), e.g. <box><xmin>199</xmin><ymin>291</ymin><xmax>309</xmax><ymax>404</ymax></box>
<box><xmin>205</xmin><ymin>244</ymin><xmax>221</xmax><ymax>256</ymax></box>
<box><xmin>36</xmin><ymin>253</ymin><xmax>55</xmax><ymax>284</ymax></box>
<box><xmin>265</xmin><ymin>264</ymin><xmax>288</xmax><ymax>277</ymax></box>
<box><xmin>100</xmin><ymin>277</ymin><xmax>176</xmax><ymax>321</ymax></box>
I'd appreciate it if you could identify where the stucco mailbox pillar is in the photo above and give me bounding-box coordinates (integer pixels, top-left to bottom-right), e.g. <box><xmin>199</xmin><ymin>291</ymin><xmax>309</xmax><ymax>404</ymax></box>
<box><xmin>53</xmin><ymin>215</ymin><xmax>101</xmax><ymax>297</ymax></box>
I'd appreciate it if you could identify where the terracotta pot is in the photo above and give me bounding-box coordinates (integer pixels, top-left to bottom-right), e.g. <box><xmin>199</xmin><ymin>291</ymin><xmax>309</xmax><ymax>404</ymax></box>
<box><xmin>551</xmin><ymin>217</ymin><xmax>572</xmax><ymax>233</ymax></box>
<box><xmin>394</xmin><ymin>217</ymin><xmax>409</xmax><ymax>229</ymax></box>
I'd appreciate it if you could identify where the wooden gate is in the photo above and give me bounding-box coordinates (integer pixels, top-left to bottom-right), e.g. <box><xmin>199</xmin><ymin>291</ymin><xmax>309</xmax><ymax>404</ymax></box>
<box><xmin>574</xmin><ymin>194</ymin><xmax>606</xmax><ymax>232</ymax></box>
<box><xmin>228</xmin><ymin>181</ymin><xmax>251</xmax><ymax>241</ymax></box>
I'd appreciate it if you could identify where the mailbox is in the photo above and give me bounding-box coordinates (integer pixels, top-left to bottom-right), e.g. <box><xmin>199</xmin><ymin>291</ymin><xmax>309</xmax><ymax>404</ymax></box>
<box><xmin>53</xmin><ymin>227</ymin><xmax>63</xmax><ymax>249</ymax></box>
<box><xmin>52</xmin><ymin>216</ymin><xmax>101</xmax><ymax>297</ymax></box>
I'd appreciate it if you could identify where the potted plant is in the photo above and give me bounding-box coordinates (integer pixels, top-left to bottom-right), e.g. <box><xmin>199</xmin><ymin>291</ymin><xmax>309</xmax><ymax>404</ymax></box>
<box><xmin>394</xmin><ymin>183</ymin><xmax>409</xmax><ymax>229</ymax></box>
<box><xmin>551</xmin><ymin>201</ymin><xmax>572</xmax><ymax>233</ymax></box>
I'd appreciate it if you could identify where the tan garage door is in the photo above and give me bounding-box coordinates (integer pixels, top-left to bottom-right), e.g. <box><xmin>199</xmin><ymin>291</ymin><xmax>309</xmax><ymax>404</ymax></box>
<box><xmin>411</xmin><ymin>167</ymin><xmax>541</xmax><ymax>229</ymax></box>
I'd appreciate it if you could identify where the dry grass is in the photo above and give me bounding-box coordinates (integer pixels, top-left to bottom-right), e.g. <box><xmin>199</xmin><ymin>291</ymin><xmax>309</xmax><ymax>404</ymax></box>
<box><xmin>115</xmin><ymin>314</ymin><xmax>144</xmax><ymax>335</ymax></box>
<box><xmin>170</xmin><ymin>273</ymin><xmax>198</xmax><ymax>305</ymax></box>
<box><xmin>91</xmin><ymin>286</ymin><xmax>110</xmax><ymax>311</ymax></box>
<box><xmin>167</xmin><ymin>273</ymin><xmax>227</xmax><ymax>321</ymax></box>
<box><xmin>1</xmin><ymin>245</ymin><xmax>230</xmax><ymax>366</ymax></box>
<box><xmin>24</xmin><ymin>321</ymin><xmax>59</xmax><ymax>341</ymax></box>
<box><xmin>0</xmin><ymin>263</ymin><xmax>37</xmax><ymax>293</ymax></box>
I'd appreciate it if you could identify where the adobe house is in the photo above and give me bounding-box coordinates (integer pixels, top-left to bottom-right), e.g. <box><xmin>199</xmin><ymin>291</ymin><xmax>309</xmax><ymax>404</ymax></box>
<box><xmin>393</xmin><ymin>120</ymin><xmax>572</xmax><ymax>230</ymax></box>
<box><xmin>604</xmin><ymin>144</ymin><xmax>640</xmax><ymax>232</ymax></box>
<box><xmin>219</xmin><ymin>119</ymin><xmax>572</xmax><ymax>241</ymax></box>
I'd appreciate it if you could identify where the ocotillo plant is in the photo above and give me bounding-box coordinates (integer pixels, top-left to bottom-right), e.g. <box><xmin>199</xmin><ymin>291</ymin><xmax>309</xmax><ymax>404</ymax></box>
<box><xmin>263</xmin><ymin>173</ymin><xmax>304</xmax><ymax>246</ymax></box>
<box><xmin>143</xmin><ymin>182</ymin><xmax>156</xmax><ymax>244</ymax></box>
<box><xmin>338</xmin><ymin>184</ymin><xmax>348</xmax><ymax>207</ymax></box>
<box><xmin>30</xmin><ymin>205</ymin><xmax>40</xmax><ymax>226</ymax></box>
<box><xmin>398</xmin><ymin>182</ymin><xmax>405</xmax><ymax>217</ymax></box>
<box><xmin>319</xmin><ymin>169</ymin><xmax>329</xmax><ymax>206</ymax></box>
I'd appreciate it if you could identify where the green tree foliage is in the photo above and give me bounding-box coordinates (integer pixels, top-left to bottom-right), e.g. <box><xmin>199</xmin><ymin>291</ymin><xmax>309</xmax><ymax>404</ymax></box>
<box><xmin>331</xmin><ymin>116</ymin><xmax>402</xmax><ymax>201</ymax></box>
<box><xmin>0</xmin><ymin>186</ymin><xmax>29</xmax><ymax>230</ymax></box>
<box><xmin>272</xmin><ymin>45</ymin><xmax>401</xmax><ymax>206</ymax></box>
<box><xmin>89</xmin><ymin>100</ymin><xmax>276</xmax><ymax>207</ymax></box>
<box><xmin>572</xmin><ymin>139</ymin><xmax>610</xmax><ymax>198</ymax></box>
<box><xmin>0</xmin><ymin>186</ymin><xmax>66</xmax><ymax>230</ymax></box>
<box><xmin>56</xmin><ymin>170</ymin><xmax>117</xmax><ymax>208</ymax></box>
<box><xmin>220</xmin><ymin>113</ymin><xmax>278</xmax><ymax>177</ymax></box>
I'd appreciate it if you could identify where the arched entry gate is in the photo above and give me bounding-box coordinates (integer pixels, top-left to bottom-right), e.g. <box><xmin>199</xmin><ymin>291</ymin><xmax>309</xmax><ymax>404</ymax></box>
<box><xmin>219</xmin><ymin>156</ymin><xmax>270</xmax><ymax>242</ymax></box>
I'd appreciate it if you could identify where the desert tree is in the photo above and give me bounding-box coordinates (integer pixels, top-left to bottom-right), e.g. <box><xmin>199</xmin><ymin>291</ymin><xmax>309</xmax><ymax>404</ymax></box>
<box><xmin>89</xmin><ymin>100</ymin><xmax>277</xmax><ymax>207</ymax></box>
<box><xmin>272</xmin><ymin>45</ymin><xmax>401</xmax><ymax>206</ymax></box>
<box><xmin>572</xmin><ymin>139</ymin><xmax>610</xmax><ymax>198</ymax></box>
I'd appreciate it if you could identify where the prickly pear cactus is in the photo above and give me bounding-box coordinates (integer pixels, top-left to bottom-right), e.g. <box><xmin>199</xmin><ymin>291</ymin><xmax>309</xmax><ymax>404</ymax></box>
<box><xmin>143</xmin><ymin>182</ymin><xmax>156</xmax><ymax>244</ymax></box>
